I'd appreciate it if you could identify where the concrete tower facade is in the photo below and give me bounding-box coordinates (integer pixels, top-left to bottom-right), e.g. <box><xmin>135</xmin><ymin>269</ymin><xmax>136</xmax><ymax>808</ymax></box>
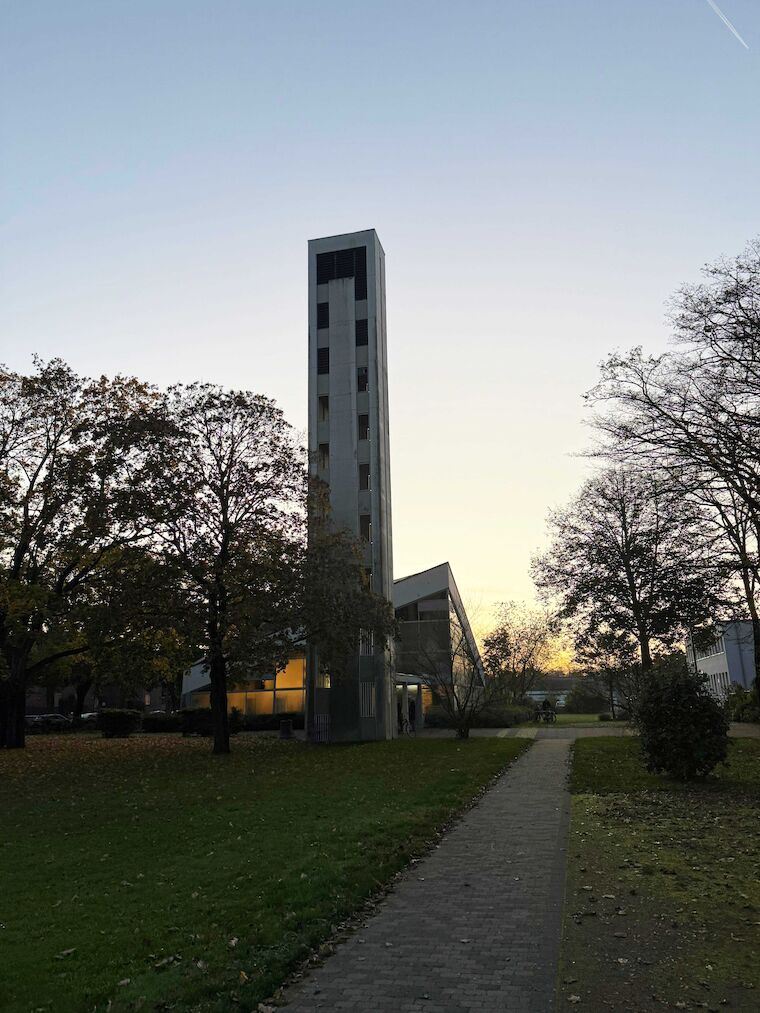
<box><xmin>306</xmin><ymin>229</ymin><xmax>395</xmax><ymax>742</ymax></box>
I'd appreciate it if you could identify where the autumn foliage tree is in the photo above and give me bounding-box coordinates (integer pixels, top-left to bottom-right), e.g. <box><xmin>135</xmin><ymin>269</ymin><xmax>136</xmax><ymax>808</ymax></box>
<box><xmin>144</xmin><ymin>384</ymin><xmax>305</xmax><ymax>755</ymax></box>
<box><xmin>0</xmin><ymin>359</ymin><xmax>160</xmax><ymax>748</ymax></box>
<box><xmin>300</xmin><ymin>500</ymin><xmax>397</xmax><ymax>685</ymax></box>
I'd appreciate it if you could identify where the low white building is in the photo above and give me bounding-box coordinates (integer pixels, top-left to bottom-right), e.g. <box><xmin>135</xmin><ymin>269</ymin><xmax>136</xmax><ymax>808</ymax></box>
<box><xmin>686</xmin><ymin>622</ymin><xmax>757</xmax><ymax>699</ymax></box>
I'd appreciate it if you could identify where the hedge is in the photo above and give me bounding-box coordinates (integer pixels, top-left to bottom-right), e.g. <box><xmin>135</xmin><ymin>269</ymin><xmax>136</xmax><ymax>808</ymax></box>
<box><xmin>97</xmin><ymin>709</ymin><xmax>141</xmax><ymax>739</ymax></box>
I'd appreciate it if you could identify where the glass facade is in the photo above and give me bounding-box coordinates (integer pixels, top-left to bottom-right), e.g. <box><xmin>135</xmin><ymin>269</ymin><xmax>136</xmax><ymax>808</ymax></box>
<box><xmin>189</xmin><ymin>657</ymin><xmax>306</xmax><ymax>715</ymax></box>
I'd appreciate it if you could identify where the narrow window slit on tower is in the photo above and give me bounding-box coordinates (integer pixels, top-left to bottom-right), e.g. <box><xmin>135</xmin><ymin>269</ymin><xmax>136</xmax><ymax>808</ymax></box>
<box><xmin>317</xmin><ymin>347</ymin><xmax>329</xmax><ymax>374</ymax></box>
<box><xmin>360</xmin><ymin>680</ymin><xmax>375</xmax><ymax>717</ymax></box>
<box><xmin>357</xmin><ymin>366</ymin><xmax>368</xmax><ymax>392</ymax></box>
<box><xmin>359</xmin><ymin>463</ymin><xmax>370</xmax><ymax>490</ymax></box>
<box><xmin>317</xmin><ymin>302</ymin><xmax>329</xmax><ymax>328</ymax></box>
<box><xmin>356</xmin><ymin>319</ymin><xmax>369</xmax><ymax>346</ymax></box>
<box><xmin>358</xmin><ymin>414</ymin><xmax>369</xmax><ymax>441</ymax></box>
<box><xmin>318</xmin><ymin>395</ymin><xmax>329</xmax><ymax>421</ymax></box>
<box><xmin>359</xmin><ymin>630</ymin><xmax>375</xmax><ymax>657</ymax></box>
<box><xmin>318</xmin><ymin>443</ymin><xmax>329</xmax><ymax>469</ymax></box>
<box><xmin>360</xmin><ymin>514</ymin><xmax>371</xmax><ymax>542</ymax></box>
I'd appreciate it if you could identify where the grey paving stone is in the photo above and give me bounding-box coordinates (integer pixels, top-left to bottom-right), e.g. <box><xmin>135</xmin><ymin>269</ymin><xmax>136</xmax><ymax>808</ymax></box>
<box><xmin>280</xmin><ymin>739</ymin><xmax>572</xmax><ymax>1013</ymax></box>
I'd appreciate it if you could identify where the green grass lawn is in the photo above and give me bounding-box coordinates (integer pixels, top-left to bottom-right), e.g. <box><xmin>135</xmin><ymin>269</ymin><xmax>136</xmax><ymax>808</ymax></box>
<box><xmin>0</xmin><ymin>732</ymin><xmax>528</xmax><ymax>1012</ymax></box>
<box><xmin>561</xmin><ymin>737</ymin><xmax>760</xmax><ymax>1011</ymax></box>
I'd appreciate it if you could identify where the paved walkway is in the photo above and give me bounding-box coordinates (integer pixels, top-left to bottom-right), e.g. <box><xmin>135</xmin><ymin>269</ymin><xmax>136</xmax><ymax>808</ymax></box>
<box><xmin>281</xmin><ymin>740</ymin><xmax>571</xmax><ymax>1013</ymax></box>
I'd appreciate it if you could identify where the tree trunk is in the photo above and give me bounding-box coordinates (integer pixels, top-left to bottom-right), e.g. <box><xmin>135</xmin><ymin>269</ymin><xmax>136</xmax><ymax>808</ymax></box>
<box><xmin>639</xmin><ymin>633</ymin><xmax>653</xmax><ymax>672</ymax></box>
<box><xmin>208</xmin><ymin>640</ymin><xmax>230</xmax><ymax>755</ymax></box>
<box><xmin>0</xmin><ymin>680</ymin><xmax>26</xmax><ymax>749</ymax></box>
<box><xmin>74</xmin><ymin>679</ymin><xmax>92</xmax><ymax>719</ymax></box>
<box><xmin>608</xmin><ymin>676</ymin><xmax>616</xmax><ymax>719</ymax></box>
<box><xmin>751</xmin><ymin>615</ymin><xmax>760</xmax><ymax>705</ymax></box>
<box><xmin>456</xmin><ymin>725</ymin><xmax>470</xmax><ymax>739</ymax></box>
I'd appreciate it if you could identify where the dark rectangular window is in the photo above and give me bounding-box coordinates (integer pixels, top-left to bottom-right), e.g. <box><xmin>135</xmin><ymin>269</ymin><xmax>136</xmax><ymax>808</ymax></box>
<box><xmin>317</xmin><ymin>347</ymin><xmax>329</xmax><ymax>374</ymax></box>
<box><xmin>315</xmin><ymin>247</ymin><xmax>367</xmax><ymax>299</ymax></box>
<box><xmin>317</xmin><ymin>302</ymin><xmax>329</xmax><ymax>329</ymax></box>
<box><xmin>354</xmin><ymin>246</ymin><xmax>367</xmax><ymax>300</ymax></box>
<box><xmin>318</xmin><ymin>395</ymin><xmax>329</xmax><ymax>421</ymax></box>
<box><xmin>359</xmin><ymin>463</ymin><xmax>370</xmax><ymax>490</ymax></box>
<box><xmin>364</xmin><ymin>566</ymin><xmax>373</xmax><ymax>589</ymax></box>
<box><xmin>358</xmin><ymin>414</ymin><xmax>369</xmax><ymax>441</ymax></box>
<box><xmin>356</xmin><ymin>319</ymin><xmax>368</xmax><ymax>346</ymax></box>
<box><xmin>357</xmin><ymin>366</ymin><xmax>368</xmax><ymax>392</ymax></box>
<box><xmin>335</xmin><ymin>248</ymin><xmax>354</xmax><ymax>278</ymax></box>
<box><xmin>318</xmin><ymin>443</ymin><xmax>329</xmax><ymax>469</ymax></box>
<box><xmin>316</xmin><ymin>252</ymin><xmax>334</xmax><ymax>285</ymax></box>
<box><xmin>360</xmin><ymin>514</ymin><xmax>371</xmax><ymax>542</ymax></box>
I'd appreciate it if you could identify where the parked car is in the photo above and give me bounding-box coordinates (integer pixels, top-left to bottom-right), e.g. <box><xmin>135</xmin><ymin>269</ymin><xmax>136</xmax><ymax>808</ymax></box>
<box><xmin>79</xmin><ymin>712</ymin><xmax>100</xmax><ymax>727</ymax></box>
<box><xmin>37</xmin><ymin>714</ymin><xmax>74</xmax><ymax>732</ymax></box>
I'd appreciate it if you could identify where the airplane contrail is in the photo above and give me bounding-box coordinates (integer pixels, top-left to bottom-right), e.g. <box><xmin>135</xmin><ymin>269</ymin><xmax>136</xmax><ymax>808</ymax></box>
<box><xmin>705</xmin><ymin>0</ymin><xmax>750</xmax><ymax>49</ymax></box>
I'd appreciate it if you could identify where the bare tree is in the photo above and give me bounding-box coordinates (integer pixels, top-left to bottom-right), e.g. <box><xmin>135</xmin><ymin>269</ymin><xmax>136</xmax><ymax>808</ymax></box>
<box><xmin>482</xmin><ymin>601</ymin><xmax>556</xmax><ymax>703</ymax></box>
<box><xmin>407</xmin><ymin>610</ymin><xmax>495</xmax><ymax>739</ymax></box>
<box><xmin>587</xmin><ymin>239</ymin><xmax>760</xmax><ymax>687</ymax></box>
<box><xmin>532</xmin><ymin>468</ymin><xmax>723</xmax><ymax>672</ymax></box>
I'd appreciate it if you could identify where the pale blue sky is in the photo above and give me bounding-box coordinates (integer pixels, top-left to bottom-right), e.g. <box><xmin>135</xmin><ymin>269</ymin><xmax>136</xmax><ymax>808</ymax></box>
<box><xmin>2</xmin><ymin>0</ymin><xmax>759</xmax><ymax>615</ymax></box>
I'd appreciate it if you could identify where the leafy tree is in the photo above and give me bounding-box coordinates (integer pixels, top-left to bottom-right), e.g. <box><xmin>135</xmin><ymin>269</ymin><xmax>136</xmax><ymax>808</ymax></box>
<box><xmin>0</xmin><ymin>359</ymin><xmax>159</xmax><ymax>747</ymax></box>
<box><xmin>482</xmin><ymin>601</ymin><xmax>556</xmax><ymax>703</ymax></box>
<box><xmin>574</xmin><ymin>628</ymin><xmax>639</xmax><ymax>718</ymax></box>
<box><xmin>35</xmin><ymin>549</ymin><xmax>201</xmax><ymax>716</ymax></box>
<box><xmin>145</xmin><ymin>383</ymin><xmax>304</xmax><ymax>755</ymax></box>
<box><xmin>532</xmin><ymin>468</ymin><xmax>722</xmax><ymax>672</ymax></box>
<box><xmin>300</xmin><ymin>512</ymin><xmax>397</xmax><ymax>686</ymax></box>
<box><xmin>562</xmin><ymin>680</ymin><xmax>608</xmax><ymax>714</ymax></box>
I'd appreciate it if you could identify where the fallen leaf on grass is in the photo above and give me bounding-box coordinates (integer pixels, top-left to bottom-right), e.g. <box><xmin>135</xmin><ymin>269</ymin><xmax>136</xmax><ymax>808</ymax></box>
<box><xmin>55</xmin><ymin>949</ymin><xmax>76</xmax><ymax>960</ymax></box>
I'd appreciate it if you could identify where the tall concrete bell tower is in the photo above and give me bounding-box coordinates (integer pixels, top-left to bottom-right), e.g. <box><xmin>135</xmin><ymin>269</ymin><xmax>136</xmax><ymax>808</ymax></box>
<box><xmin>306</xmin><ymin>229</ymin><xmax>395</xmax><ymax>742</ymax></box>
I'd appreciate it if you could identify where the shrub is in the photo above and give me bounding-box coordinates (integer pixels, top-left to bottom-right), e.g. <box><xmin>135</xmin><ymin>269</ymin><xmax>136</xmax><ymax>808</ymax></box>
<box><xmin>725</xmin><ymin>686</ymin><xmax>760</xmax><ymax>723</ymax></box>
<box><xmin>179</xmin><ymin>707</ymin><xmax>242</xmax><ymax>736</ymax></box>
<box><xmin>241</xmin><ymin>712</ymin><xmax>305</xmax><ymax>732</ymax></box>
<box><xmin>97</xmin><ymin>709</ymin><xmax>141</xmax><ymax>739</ymax></box>
<box><xmin>563</xmin><ymin>685</ymin><xmax>608</xmax><ymax>713</ymax></box>
<box><xmin>635</xmin><ymin>667</ymin><xmax>729</xmax><ymax>779</ymax></box>
<box><xmin>598</xmin><ymin>713</ymin><xmax>613</xmax><ymax>722</ymax></box>
<box><xmin>142</xmin><ymin>712</ymin><xmax>181</xmax><ymax>733</ymax></box>
<box><xmin>423</xmin><ymin>703</ymin><xmax>532</xmax><ymax>730</ymax></box>
<box><xmin>180</xmin><ymin>708</ymin><xmax>212</xmax><ymax>736</ymax></box>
